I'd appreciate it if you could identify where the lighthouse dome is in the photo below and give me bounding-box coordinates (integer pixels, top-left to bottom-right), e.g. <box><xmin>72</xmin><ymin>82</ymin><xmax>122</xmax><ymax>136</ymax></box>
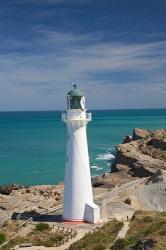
<box><xmin>68</xmin><ymin>84</ymin><xmax>84</xmax><ymax>97</ymax></box>
<box><xmin>67</xmin><ymin>84</ymin><xmax>85</xmax><ymax>110</ymax></box>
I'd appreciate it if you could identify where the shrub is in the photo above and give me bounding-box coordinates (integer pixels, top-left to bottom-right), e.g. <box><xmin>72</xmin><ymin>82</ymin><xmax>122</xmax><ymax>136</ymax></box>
<box><xmin>142</xmin><ymin>216</ymin><xmax>153</xmax><ymax>223</ymax></box>
<box><xmin>92</xmin><ymin>242</ymin><xmax>105</xmax><ymax>250</ymax></box>
<box><xmin>0</xmin><ymin>236</ymin><xmax>26</xmax><ymax>250</ymax></box>
<box><xmin>35</xmin><ymin>223</ymin><xmax>50</xmax><ymax>232</ymax></box>
<box><xmin>0</xmin><ymin>233</ymin><xmax>6</xmax><ymax>244</ymax></box>
<box><xmin>34</xmin><ymin>233</ymin><xmax>64</xmax><ymax>247</ymax></box>
<box><xmin>111</xmin><ymin>239</ymin><xmax>126</xmax><ymax>249</ymax></box>
<box><xmin>41</xmin><ymin>239</ymin><xmax>54</xmax><ymax>247</ymax></box>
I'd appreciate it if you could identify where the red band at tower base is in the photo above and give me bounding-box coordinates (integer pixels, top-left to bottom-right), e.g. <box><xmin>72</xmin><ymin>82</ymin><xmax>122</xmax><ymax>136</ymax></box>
<box><xmin>63</xmin><ymin>217</ymin><xmax>84</xmax><ymax>222</ymax></box>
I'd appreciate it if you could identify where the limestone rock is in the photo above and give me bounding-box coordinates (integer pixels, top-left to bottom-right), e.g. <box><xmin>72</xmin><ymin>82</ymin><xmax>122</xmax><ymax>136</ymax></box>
<box><xmin>0</xmin><ymin>184</ymin><xmax>64</xmax><ymax>222</ymax></box>
<box><xmin>0</xmin><ymin>184</ymin><xmax>24</xmax><ymax>195</ymax></box>
<box><xmin>123</xmin><ymin>135</ymin><xmax>133</xmax><ymax>144</ymax></box>
<box><xmin>133</xmin><ymin>128</ymin><xmax>151</xmax><ymax>140</ymax></box>
<box><xmin>132</xmin><ymin>169</ymin><xmax>166</xmax><ymax>211</ymax></box>
<box><xmin>114</xmin><ymin>128</ymin><xmax>166</xmax><ymax>178</ymax></box>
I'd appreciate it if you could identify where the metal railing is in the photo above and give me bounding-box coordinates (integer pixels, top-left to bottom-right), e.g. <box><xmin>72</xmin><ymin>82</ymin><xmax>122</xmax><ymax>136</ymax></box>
<box><xmin>62</xmin><ymin>112</ymin><xmax>91</xmax><ymax>122</ymax></box>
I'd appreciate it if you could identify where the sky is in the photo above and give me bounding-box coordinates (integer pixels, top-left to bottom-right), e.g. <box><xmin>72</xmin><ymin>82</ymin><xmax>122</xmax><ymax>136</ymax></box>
<box><xmin>0</xmin><ymin>0</ymin><xmax>166</xmax><ymax>111</ymax></box>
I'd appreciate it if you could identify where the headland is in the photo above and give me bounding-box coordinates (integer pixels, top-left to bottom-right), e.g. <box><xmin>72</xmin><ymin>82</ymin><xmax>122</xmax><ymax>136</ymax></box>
<box><xmin>0</xmin><ymin>128</ymin><xmax>166</xmax><ymax>249</ymax></box>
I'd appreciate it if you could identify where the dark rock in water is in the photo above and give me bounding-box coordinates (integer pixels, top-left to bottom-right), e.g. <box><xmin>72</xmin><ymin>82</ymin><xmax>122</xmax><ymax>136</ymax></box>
<box><xmin>111</xmin><ymin>160</ymin><xmax>119</xmax><ymax>172</ymax></box>
<box><xmin>133</xmin><ymin>128</ymin><xmax>151</xmax><ymax>140</ymax></box>
<box><xmin>123</xmin><ymin>135</ymin><xmax>133</xmax><ymax>144</ymax></box>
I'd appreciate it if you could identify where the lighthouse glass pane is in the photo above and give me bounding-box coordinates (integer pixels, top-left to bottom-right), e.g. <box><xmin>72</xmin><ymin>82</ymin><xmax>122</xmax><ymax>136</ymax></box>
<box><xmin>70</xmin><ymin>96</ymin><xmax>82</xmax><ymax>109</ymax></box>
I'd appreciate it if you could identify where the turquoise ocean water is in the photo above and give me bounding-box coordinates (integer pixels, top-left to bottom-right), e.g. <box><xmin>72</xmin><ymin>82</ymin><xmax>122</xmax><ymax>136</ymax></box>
<box><xmin>0</xmin><ymin>109</ymin><xmax>165</xmax><ymax>185</ymax></box>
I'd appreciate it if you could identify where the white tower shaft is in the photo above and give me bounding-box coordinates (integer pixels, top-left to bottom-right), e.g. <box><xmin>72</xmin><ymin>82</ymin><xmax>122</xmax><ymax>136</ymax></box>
<box><xmin>62</xmin><ymin>85</ymin><xmax>100</xmax><ymax>223</ymax></box>
<box><xmin>63</xmin><ymin>110</ymin><xmax>93</xmax><ymax>221</ymax></box>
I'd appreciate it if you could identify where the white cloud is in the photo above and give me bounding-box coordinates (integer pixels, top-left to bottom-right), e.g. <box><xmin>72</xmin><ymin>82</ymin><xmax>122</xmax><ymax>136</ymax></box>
<box><xmin>0</xmin><ymin>29</ymin><xmax>166</xmax><ymax>110</ymax></box>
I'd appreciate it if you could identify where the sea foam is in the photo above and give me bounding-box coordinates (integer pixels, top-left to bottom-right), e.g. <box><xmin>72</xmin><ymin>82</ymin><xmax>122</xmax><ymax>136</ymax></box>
<box><xmin>96</xmin><ymin>153</ymin><xmax>115</xmax><ymax>161</ymax></box>
<box><xmin>90</xmin><ymin>165</ymin><xmax>102</xmax><ymax>171</ymax></box>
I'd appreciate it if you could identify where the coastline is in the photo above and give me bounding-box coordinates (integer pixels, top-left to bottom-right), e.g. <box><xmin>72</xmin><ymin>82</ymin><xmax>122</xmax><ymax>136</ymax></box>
<box><xmin>1</xmin><ymin>109</ymin><xmax>166</xmax><ymax>186</ymax></box>
<box><xmin>0</xmin><ymin>128</ymin><xmax>166</xmax><ymax>250</ymax></box>
<box><xmin>1</xmin><ymin>128</ymin><xmax>165</xmax><ymax>223</ymax></box>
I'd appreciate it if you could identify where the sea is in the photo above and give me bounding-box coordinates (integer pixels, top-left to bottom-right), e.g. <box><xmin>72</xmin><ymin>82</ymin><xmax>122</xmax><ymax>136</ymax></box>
<box><xmin>0</xmin><ymin>109</ymin><xmax>165</xmax><ymax>186</ymax></box>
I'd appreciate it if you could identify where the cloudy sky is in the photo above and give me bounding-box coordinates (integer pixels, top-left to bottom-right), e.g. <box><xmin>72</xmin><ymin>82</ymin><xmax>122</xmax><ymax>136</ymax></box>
<box><xmin>0</xmin><ymin>0</ymin><xmax>166</xmax><ymax>111</ymax></box>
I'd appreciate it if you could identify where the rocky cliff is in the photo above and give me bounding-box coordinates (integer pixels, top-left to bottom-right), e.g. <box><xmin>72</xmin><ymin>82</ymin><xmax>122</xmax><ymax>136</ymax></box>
<box><xmin>1</xmin><ymin>128</ymin><xmax>165</xmax><ymax>223</ymax></box>
<box><xmin>112</xmin><ymin>128</ymin><xmax>166</xmax><ymax>177</ymax></box>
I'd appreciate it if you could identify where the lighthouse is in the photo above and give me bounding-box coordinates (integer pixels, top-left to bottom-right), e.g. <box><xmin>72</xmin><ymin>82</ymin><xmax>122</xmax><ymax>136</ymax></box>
<box><xmin>62</xmin><ymin>84</ymin><xmax>100</xmax><ymax>223</ymax></box>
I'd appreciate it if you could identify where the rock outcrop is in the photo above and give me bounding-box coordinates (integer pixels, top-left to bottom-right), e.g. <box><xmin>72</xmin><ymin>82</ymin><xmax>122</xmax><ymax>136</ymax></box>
<box><xmin>129</xmin><ymin>169</ymin><xmax>166</xmax><ymax>211</ymax></box>
<box><xmin>1</xmin><ymin>128</ymin><xmax>165</xmax><ymax>223</ymax></box>
<box><xmin>113</xmin><ymin>128</ymin><xmax>166</xmax><ymax>177</ymax></box>
<box><xmin>0</xmin><ymin>184</ymin><xmax>63</xmax><ymax>222</ymax></box>
<box><xmin>0</xmin><ymin>184</ymin><xmax>25</xmax><ymax>195</ymax></box>
<box><xmin>133</xmin><ymin>128</ymin><xmax>151</xmax><ymax>140</ymax></box>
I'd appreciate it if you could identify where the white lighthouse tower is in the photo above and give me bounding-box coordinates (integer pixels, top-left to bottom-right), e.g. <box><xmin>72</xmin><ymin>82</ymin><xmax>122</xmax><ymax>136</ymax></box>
<box><xmin>62</xmin><ymin>84</ymin><xmax>100</xmax><ymax>223</ymax></box>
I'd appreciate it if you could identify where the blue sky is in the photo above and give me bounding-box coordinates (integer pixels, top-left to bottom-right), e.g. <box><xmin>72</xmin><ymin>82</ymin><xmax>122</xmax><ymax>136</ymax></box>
<box><xmin>0</xmin><ymin>0</ymin><xmax>166</xmax><ymax>110</ymax></box>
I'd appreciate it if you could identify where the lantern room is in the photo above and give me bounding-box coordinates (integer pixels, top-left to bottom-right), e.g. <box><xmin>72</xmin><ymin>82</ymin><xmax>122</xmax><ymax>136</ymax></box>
<box><xmin>67</xmin><ymin>84</ymin><xmax>85</xmax><ymax>110</ymax></box>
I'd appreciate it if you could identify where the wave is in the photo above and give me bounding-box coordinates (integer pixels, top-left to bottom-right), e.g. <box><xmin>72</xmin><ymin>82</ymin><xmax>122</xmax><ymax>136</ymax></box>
<box><xmin>98</xmin><ymin>147</ymin><xmax>114</xmax><ymax>150</ymax></box>
<box><xmin>96</xmin><ymin>153</ymin><xmax>115</xmax><ymax>161</ymax></box>
<box><xmin>90</xmin><ymin>165</ymin><xmax>103</xmax><ymax>171</ymax></box>
<box><xmin>91</xmin><ymin>165</ymin><xmax>99</xmax><ymax>169</ymax></box>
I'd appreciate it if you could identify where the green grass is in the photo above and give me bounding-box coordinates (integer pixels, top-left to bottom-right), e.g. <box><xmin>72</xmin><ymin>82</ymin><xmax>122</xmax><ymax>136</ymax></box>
<box><xmin>34</xmin><ymin>234</ymin><xmax>64</xmax><ymax>247</ymax></box>
<box><xmin>111</xmin><ymin>238</ymin><xmax>136</xmax><ymax>250</ymax></box>
<box><xmin>0</xmin><ymin>224</ymin><xmax>70</xmax><ymax>249</ymax></box>
<box><xmin>0</xmin><ymin>233</ymin><xmax>6</xmax><ymax>245</ymax></box>
<box><xmin>35</xmin><ymin>223</ymin><xmax>50</xmax><ymax>232</ymax></box>
<box><xmin>0</xmin><ymin>237</ymin><xmax>27</xmax><ymax>250</ymax></box>
<box><xmin>111</xmin><ymin>211</ymin><xmax>166</xmax><ymax>250</ymax></box>
<box><xmin>69</xmin><ymin>220</ymin><xmax>123</xmax><ymax>250</ymax></box>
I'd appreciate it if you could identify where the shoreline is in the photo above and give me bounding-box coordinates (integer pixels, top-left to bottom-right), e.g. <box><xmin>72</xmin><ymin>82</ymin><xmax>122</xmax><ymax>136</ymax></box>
<box><xmin>0</xmin><ymin>128</ymin><xmax>165</xmax><ymax>222</ymax></box>
<box><xmin>1</xmin><ymin>127</ymin><xmax>165</xmax><ymax>192</ymax></box>
<box><xmin>0</xmin><ymin>128</ymin><xmax>166</xmax><ymax>250</ymax></box>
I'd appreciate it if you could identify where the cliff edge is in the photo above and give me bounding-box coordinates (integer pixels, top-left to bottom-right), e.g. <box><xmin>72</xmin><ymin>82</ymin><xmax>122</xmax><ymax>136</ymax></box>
<box><xmin>112</xmin><ymin>128</ymin><xmax>166</xmax><ymax>177</ymax></box>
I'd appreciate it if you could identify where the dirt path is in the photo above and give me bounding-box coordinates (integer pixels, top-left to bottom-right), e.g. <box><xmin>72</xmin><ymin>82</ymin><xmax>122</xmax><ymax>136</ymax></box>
<box><xmin>116</xmin><ymin>221</ymin><xmax>129</xmax><ymax>239</ymax></box>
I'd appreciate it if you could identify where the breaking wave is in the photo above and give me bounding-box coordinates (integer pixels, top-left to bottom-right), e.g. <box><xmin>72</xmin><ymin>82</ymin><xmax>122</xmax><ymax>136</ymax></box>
<box><xmin>96</xmin><ymin>153</ymin><xmax>115</xmax><ymax>161</ymax></box>
<box><xmin>90</xmin><ymin>165</ymin><xmax>102</xmax><ymax>171</ymax></box>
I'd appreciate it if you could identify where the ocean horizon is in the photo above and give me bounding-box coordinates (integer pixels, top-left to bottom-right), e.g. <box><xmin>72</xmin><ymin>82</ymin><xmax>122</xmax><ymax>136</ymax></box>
<box><xmin>0</xmin><ymin>108</ymin><xmax>166</xmax><ymax>186</ymax></box>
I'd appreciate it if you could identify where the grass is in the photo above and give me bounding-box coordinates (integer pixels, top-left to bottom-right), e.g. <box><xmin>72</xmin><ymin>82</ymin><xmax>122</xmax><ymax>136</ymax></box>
<box><xmin>0</xmin><ymin>233</ymin><xmax>6</xmax><ymax>244</ymax></box>
<box><xmin>69</xmin><ymin>220</ymin><xmax>123</xmax><ymax>250</ymax></box>
<box><xmin>111</xmin><ymin>211</ymin><xmax>166</xmax><ymax>250</ymax></box>
<box><xmin>0</xmin><ymin>222</ymin><xmax>70</xmax><ymax>249</ymax></box>
<box><xmin>0</xmin><ymin>237</ymin><xmax>27</xmax><ymax>250</ymax></box>
<box><xmin>35</xmin><ymin>223</ymin><xmax>50</xmax><ymax>232</ymax></box>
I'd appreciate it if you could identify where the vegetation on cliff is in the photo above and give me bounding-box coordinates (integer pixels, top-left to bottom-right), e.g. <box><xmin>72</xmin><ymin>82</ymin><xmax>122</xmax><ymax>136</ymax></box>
<box><xmin>0</xmin><ymin>222</ymin><xmax>70</xmax><ymax>249</ymax></box>
<box><xmin>69</xmin><ymin>220</ymin><xmax>123</xmax><ymax>250</ymax></box>
<box><xmin>111</xmin><ymin>211</ymin><xmax>166</xmax><ymax>250</ymax></box>
<box><xmin>0</xmin><ymin>233</ymin><xmax>6</xmax><ymax>244</ymax></box>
